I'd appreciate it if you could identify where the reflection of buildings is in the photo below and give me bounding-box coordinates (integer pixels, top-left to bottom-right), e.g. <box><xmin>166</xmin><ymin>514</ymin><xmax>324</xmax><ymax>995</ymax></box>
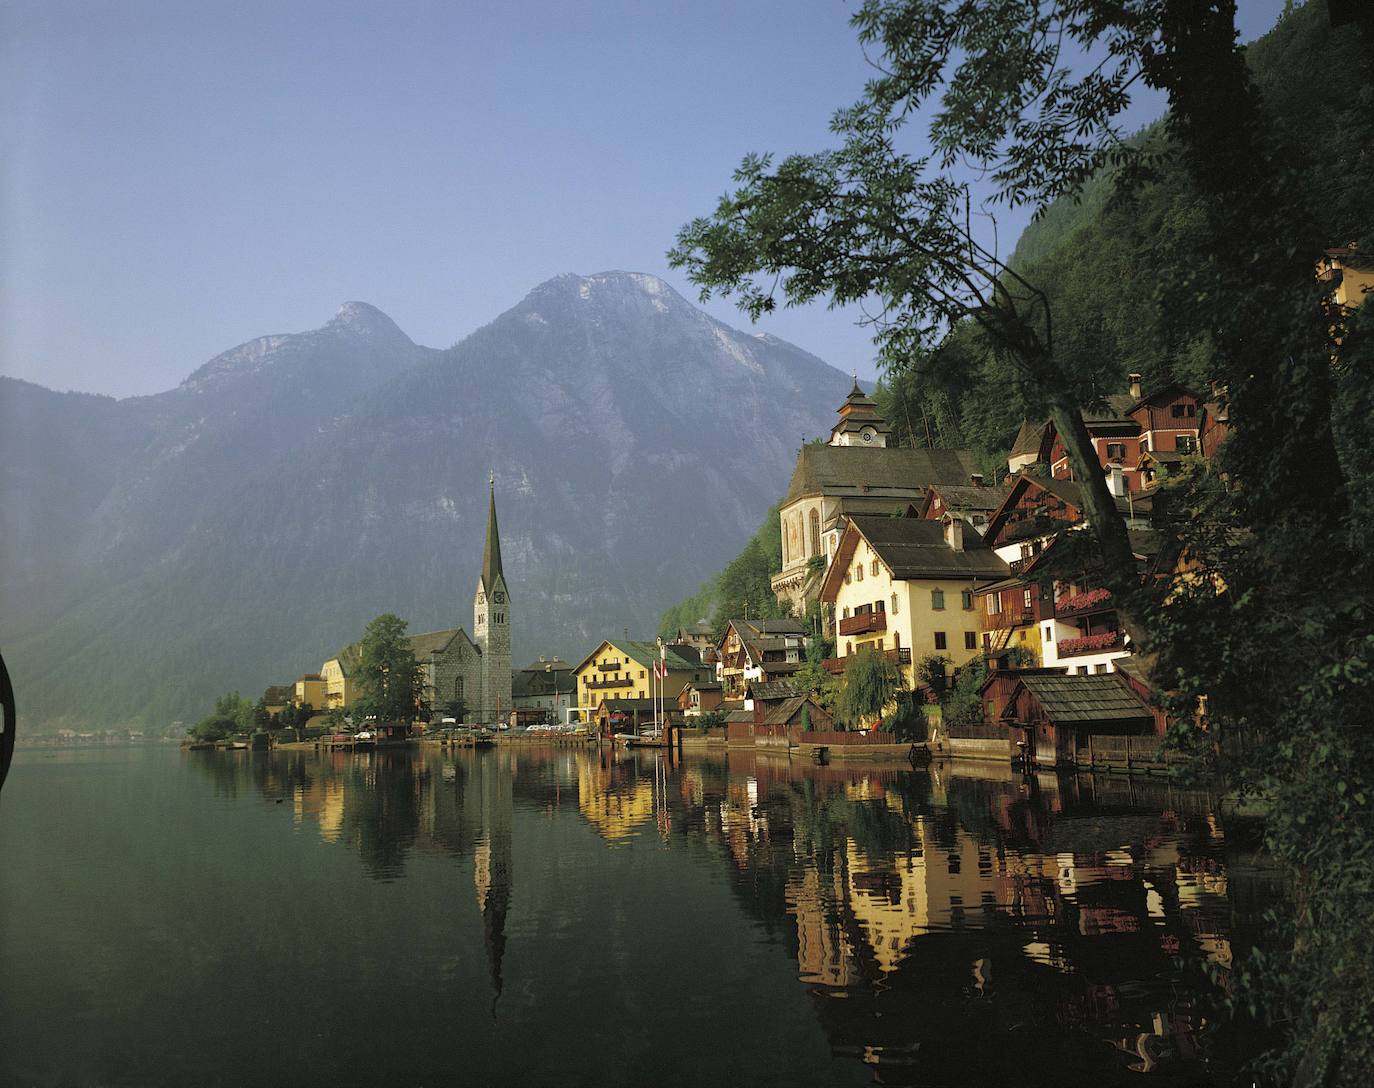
<box><xmin>471</xmin><ymin>751</ymin><xmax>513</xmax><ymax>1007</ymax></box>
<box><xmin>576</xmin><ymin>756</ymin><xmax>655</xmax><ymax>842</ymax></box>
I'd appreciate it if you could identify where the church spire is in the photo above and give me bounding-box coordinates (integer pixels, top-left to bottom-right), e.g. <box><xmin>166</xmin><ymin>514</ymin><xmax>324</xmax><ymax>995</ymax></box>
<box><xmin>481</xmin><ymin>474</ymin><xmax>504</xmax><ymax>594</ymax></box>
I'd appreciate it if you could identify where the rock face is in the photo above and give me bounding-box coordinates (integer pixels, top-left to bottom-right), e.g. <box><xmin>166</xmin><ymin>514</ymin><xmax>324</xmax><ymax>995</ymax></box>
<box><xmin>0</xmin><ymin>272</ymin><xmax>854</xmax><ymax>726</ymax></box>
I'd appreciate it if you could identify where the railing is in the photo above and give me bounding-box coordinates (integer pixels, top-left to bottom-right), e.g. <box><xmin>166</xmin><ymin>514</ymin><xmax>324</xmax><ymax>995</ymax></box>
<box><xmin>1057</xmin><ymin>630</ymin><xmax>1124</xmax><ymax>657</ymax></box>
<box><xmin>596</xmin><ymin>662</ymin><xmax>622</xmax><ymax>672</ymax></box>
<box><xmin>1055</xmin><ymin>588</ymin><xmax>1113</xmax><ymax>616</ymax></box>
<box><xmin>946</xmin><ymin>722</ymin><xmax>1009</xmax><ymax>741</ymax></box>
<box><xmin>585</xmin><ymin>676</ymin><xmax>632</xmax><ymax>689</ymax></box>
<box><xmin>838</xmin><ymin>612</ymin><xmax>886</xmax><ymax>636</ymax></box>
<box><xmin>822</xmin><ymin>648</ymin><xmax>911</xmax><ymax>674</ymax></box>
<box><xmin>1009</xmin><ymin>555</ymin><xmax>1038</xmax><ymax>575</ymax></box>
<box><xmin>988</xmin><ymin>607</ymin><xmax>1035</xmax><ymax>628</ymax></box>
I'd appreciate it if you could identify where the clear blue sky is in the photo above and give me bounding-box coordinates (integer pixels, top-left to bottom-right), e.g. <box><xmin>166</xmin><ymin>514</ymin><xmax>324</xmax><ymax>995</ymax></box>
<box><xmin>2</xmin><ymin>0</ymin><xmax>1288</xmax><ymax>398</ymax></box>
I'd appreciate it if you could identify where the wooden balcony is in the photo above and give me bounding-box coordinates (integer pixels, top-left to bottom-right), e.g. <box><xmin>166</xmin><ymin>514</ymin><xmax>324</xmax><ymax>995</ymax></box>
<box><xmin>585</xmin><ymin>676</ymin><xmax>631</xmax><ymax>689</ymax></box>
<box><xmin>596</xmin><ymin>661</ymin><xmax>622</xmax><ymax>672</ymax></box>
<box><xmin>838</xmin><ymin>611</ymin><xmax>887</xmax><ymax>636</ymax></box>
<box><xmin>1057</xmin><ymin>630</ymin><xmax>1124</xmax><ymax>658</ymax></box>
<box><xmin>988</xmin><ymin>607</ymin><xmax>1035</xmax><ymax>628</ymax></box>
<box><xmin>822</xmin><ymin>648</ymin><xmax>911</xmax><ymax>674</ymax></box>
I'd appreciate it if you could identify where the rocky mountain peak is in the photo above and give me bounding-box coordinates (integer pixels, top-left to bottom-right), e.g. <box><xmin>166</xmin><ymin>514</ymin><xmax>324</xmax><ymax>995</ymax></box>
<box><xmin>329</xmin><ymin>301</ymin><xmax>411</xmax><ymax>343</ymax></box>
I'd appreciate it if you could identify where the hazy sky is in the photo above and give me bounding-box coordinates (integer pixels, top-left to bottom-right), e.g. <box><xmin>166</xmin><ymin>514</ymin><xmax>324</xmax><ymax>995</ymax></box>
<box><xmin>2</xmin><ymin>0</ymin><xmax>1288</xmax><ymax>398</ymax></box>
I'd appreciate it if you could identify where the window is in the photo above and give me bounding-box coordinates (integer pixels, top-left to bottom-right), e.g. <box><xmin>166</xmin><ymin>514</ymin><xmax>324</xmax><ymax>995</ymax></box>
<box><xmin>964</xmin><ymin>632</ymin><xmax>977</xmax><ymax>650</ymax></box>
<box><xmin>1176</xmin><ymin>434</ymin><xmax>1197</xmax><ymax>453</ymax></box>
<box><xmin>844</xmin><ymin>570</ymin><xmax>851</xmax><ymax>585</ymax></box>
<box><xmin>1171</xmin><ymin>402</ymin><xmax>1196</xmax><ymax>418</ymax></box>
<box><xmin>1023</xmin><ymin>588</ymin><xmax>1033</xmax><ymax>609</ymax></box>
<box><xmin>934</xmin><ymin>632</ymin><xmax>947</xmax><ymax>650</ymax></box>
<box><xmin>1078</xmin><ymin>665</ymin><xmax>1089</xmax><ymax>675</ymax></box>
<box><xmin>891</xmin><ymin>594</ymin><xmax>899</xmax><ymax>615</ymax></box>
<box><xmin>1106</xmin><ymin>442</ymin><xmax>1126</xmax><ymax>462</ymax></box>
<box><xmin>931</xmin><ymin>588</ymin><xmax>946</xmax><ymax>610</ymax></box>
<box><xmin>842</xmin><ymin>606</ymin><xmax>850</xmax><ymax>620</ymax></box>
<box><xmin>877</xmin><ymin>638</ymin><xmax>884</xmax><ymax>650</ymax></box>
<box><xmin>1044</xmin><ymin>625</ymin><xmax>1054</xmax><ymax>642</ymax></box>
<box><xmin>846</xmin><ymin>642</ymin><xmax>853</xmax><ymax>656</ymax></box>
<box><xmin>641</xmin><ymin>670</ymin><xmax>647</xmax><ymax>678</ymax></box>
<box><xmin>986</xmin><ymin>593</ymin><xmax>999</xmax><ymax>615</ymax></box>
<box><xmin>809</xmin><ymin>509</ymin><xmax>821</xmax><ymax>556</ymax></box>
<box><xmin>961</xmin><ymin>589</ymin><xmax>974</xmax><ymax>610</ymax></box>
<box><xmin>871</xmin><ymin>559</ymin><xmax>879</xmax><ymax>577</ymax></box>
<box><xmin>856</xmin><ymin>564</ymin><xmax>864</xmax><ymax>582</ymax></box>
<box><xmin>1094</xmin><ymin>663</ymin><xmax>1106</xmax><ymax>673</ymax></box>
<box><xmin>1019</xmin><ymin>630</ymin><xmax>1027</xmax><ymax>641</ymax></box>
<box><xmin>893</xmin><ymin>632</ymin><xmax>900</xmax><ymax>649</ymax></box>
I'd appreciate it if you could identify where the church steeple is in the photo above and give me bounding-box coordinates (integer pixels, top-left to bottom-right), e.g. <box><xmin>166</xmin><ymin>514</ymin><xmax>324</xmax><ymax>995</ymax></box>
<box><xmin>481</xmin><ymin>473</ymin><xmax>504</xmax><ymax>596</ymax></box>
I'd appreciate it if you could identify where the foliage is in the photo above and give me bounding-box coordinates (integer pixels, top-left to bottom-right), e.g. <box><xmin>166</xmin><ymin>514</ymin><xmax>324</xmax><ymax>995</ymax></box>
<box><xmin>914</xmin><ymin>653</ymin><xmax>951</xmax><ymax>695</ymax></box>
<box><xmin>188</xmin><ymin>691</ymin><xmax>257</xmax><ymax>741</ymax></box>
<box><xmin>442</xmin><ymin>697</ymin><xmax>467</xmax><ymax>723</ymax></box>
<box><xmin>834</xmin><ymin>647</ymin><xmax>903</xmax><ymax>730</ymax></box>
<box><xmin>799</xmin><ymin>704</ymin><xmax>812</xmax><ymax>733</ymax></box>
<box><xmin>658</xmin><ymin>504</ymin><xmax>790</xmax><ymax>641</ymax></box>
<box><xmin>353</xmin><ymin>614</ymin><xmax>427</xmax><ymax>725</ymax></box>
<box><xmin>883</xmin><ymin>692</ymin><xmax>928</xmax><ymax>743</ymax></box>
<box><xmin>793</xmin><ymin>631</ymin><xmax>839</xmax><ymax>710</ymax></box>
<box><xmin>694</xmin><ymin>710</ymin><xmax>728</xmax><ymax>730</ymax></box>
<box><xmin>941</xmin><ymin>660</ymin><xmax>988</xmax><ymax>730</ymax></box>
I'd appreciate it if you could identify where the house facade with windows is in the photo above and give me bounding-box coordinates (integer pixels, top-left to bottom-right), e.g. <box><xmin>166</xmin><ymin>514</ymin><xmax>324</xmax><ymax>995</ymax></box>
<box><xmin>716</xmin><ymin>618</ymin><xmax>809</xmax><ymax>699</ymax></box>
<box><xmin>572</xmin><ymin>639</ymin><xmax>711</xmax><ymax>723</ymax></box>
<box><xmin>819</xmin><ymin>515</ymin><xmax>1009</xmax><ymax>687</ymax></box>
<box><xmin>979</xmin><ymin>474</ymin><xmax>1157</xmax><ymax>675</ymax></box>
<box><xmin>769</xmin><ymin>381</ymin><xmax>982</xmax><ymax>614</ymax></box>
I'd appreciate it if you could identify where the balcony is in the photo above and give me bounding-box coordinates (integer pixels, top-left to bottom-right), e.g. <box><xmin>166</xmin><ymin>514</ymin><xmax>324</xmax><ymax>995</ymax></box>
<box><xmin>1009</xmin><ymin>555</ymin><xmax>1040</xmax><ymax>576</ymax></box>
<box><xmin>988</xmin><ymin>607</ymin><xmax>1035</xmax><ymax>628</ymax></box>
<box><xmin>838</xmin><ymin>611</ymin><xmax>887</xmax><ymax>636</ymax></box>
<box><xmin>1057</xmin><ymin>630</ymin><xmax>1124</xmax><ymax>658</ymax></box>
<box><xmin>822</xmin><ymin>648</ymin><xmax>911</xmax><ymax>674</ymax></box>
<box><xmin>597</xmin><ymin>661</ymin><xmax>622</xmax><ymax>672</ymax></box>
<box><xmin>1055</xmin><ymin>588</ymin><xmax>1113</xmax><ymax>617</ymax></box>
<box><xmin>585</xmin><ymin>676</ymin><xmax>631</xmax><ymax>690</ymax></box>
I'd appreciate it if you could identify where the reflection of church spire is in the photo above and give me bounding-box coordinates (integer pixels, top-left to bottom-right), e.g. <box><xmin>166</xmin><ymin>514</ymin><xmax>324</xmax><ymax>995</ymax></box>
<box><xmin>473</xmin><ymin>753</ymin><xmax>512</xmax><ymax>1016</ymax></box>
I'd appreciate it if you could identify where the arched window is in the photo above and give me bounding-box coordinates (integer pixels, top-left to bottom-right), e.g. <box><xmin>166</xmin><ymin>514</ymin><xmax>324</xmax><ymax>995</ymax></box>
<box><xmin>808</xmin><ymin>509</ymin><xmax>821</xmax><ymax>556</ymax></box>
<box><xmin>891</xmin><ymin>594</ymin><xmax>899</xmax><ymax>615</ymax></box>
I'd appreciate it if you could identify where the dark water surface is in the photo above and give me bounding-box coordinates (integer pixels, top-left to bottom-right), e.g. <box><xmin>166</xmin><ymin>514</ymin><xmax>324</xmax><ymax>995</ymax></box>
<box><xmin>1</xmin><ymin>745</ymin><xmax>1264</xmax><ymax>1087</ymax></box>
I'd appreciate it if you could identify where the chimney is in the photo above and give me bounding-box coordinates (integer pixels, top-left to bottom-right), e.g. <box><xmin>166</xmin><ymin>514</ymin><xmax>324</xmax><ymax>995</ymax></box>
<box><xmin>1107</xmin><ymin>464</ymin><xmax>1125</xmax><ymax>498</ymax></box>
<box><xmin>944</xmin><ymin>515</ymin><xmax>966</xmax><ymax>551</ymax></box>
<box><xmin>1128</xmin><ymin>373</ymin><xmax>1143</xmax><ymax>400</ymax></box>
<box><xmin>970</xmin><ymin>473</ymin><xmax>985</xmax><ymax>487</ymax></box>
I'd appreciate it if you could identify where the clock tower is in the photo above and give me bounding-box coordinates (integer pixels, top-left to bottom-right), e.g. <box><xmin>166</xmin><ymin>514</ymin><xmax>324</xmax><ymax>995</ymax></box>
<box><xmin>473</xmin><ymin>475</ymin><xmax>512</xmax><ymax>724</ymax></box>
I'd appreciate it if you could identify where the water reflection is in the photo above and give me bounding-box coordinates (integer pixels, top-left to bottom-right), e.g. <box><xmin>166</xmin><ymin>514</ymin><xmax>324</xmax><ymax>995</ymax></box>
<box><xmin>187</xmin><ymin>745</ymin><xmax>1263</xmax><ymax>1084</ymax></box>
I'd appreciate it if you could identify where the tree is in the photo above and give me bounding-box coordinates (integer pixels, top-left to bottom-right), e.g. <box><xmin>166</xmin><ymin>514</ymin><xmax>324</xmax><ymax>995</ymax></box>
<box><xmin>793</xmin><ymin>631</ymin><xmax>840</xmax><ymax>710</ymax></box>
<box><xmin>354</xmin><ymin>614</ymin><xmax>426</xmax><ymax>725</ymax></box>
<box><xmin>834</xmin><ymin>648</ymin><xmax>903</xmax><ymax>730</ymax></box>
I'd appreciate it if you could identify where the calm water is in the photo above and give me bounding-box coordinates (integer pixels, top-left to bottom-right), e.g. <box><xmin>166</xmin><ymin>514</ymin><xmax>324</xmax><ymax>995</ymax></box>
<box><xmin>0</xmin><ymin>744</ymin><xmax>1267</xmax><ymax>1087</ymax></box>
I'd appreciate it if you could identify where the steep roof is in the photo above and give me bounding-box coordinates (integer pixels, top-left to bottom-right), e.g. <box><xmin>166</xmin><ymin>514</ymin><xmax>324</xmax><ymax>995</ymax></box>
<box><xmin>332</xmin><ymin>628</ymin><xmax>469</xmax><ymax>676</ymax></box>
<box><xmin>924</xmin><ymin>482</ymin><xmax>1010</xmax><ymax>513</ymax></box>
<box><xmin>1008</xmin><ymin>673</ymin><xmax>1151</xmax><ymax>724</ymax></box>
<box><xmin>830</xmin><ymin>516</ymin><xmax>1010</xmax><ymax>592</ymax></box>
<box><xmin>575</xmin><ymin>639</ymin><xmax>705</xmax><ymax>674</ymax></box>
<box><xmin>747</xmin><ymin>679</ymin><xmax>802</xmax><ymax>702</ymax></box>
<box><xmin>784</xmin><ymin>446</ymin><xmax>981</xmax><ymax>504</ymax></box>
<box><xmin>725</xmin><ymin>617</ymin><xmax>807</xmax><ymax>641</ymax></box>
<box><xmin>481</xmin><ymin>480</ymin><xmax>504</xmax><ymax>594</ymax></box>
<box><xmin>1011</xmin><ymin>420</ymin><xmax>1047</xmax><ymax>457</ymax></box>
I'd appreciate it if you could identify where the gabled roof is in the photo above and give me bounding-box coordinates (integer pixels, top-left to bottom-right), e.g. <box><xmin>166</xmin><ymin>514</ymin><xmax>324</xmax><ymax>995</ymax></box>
<box><xmin>330</xmin><ymin>628</ymin><xmax>472</xmax><ymax>677</ymax></box>
<box><xmin>573</xmin><ymin>639</ymin><xmax>705</xmax><ymax>675</ymax></box>
<box><xmin>783</xmin><ymin>446</ymin><xmax>982</xmax><ymax>504</ymax></box>
<box><xmin>1124</xmin><ymin>383</ymin><xmax>1201</xmax><ymax>417</ymax></box>
<box><xmin>747</xmin><ymin>679</ymin><xmax>802</xmax><ymax>702</ymax></box>
<box><xmin>920</xmin><ymin>481</ymin><xmax>1011</xmax><ymax>516</ymax></box>
<box><xmin>821</xmin><ymin>516</ymin><xmax>1009</xmax><ymax>601</ymax></box>
<box><xmin>985</xmin><ymin>473</ymin><xmax>1154</xmax><ymax>550</ymax></box>
<box><xmin>1011</xmin><ymin>420</ymin><xmax>1048</xmax><ymax>457</ymax></box>
<box><xmin>722</xmin><ymin>617</ymin><xmax>807</xmax><ymax>645</ymax></box>
<box><xmin>1004</xmin><ymin>673</ymin><xmax>1150</xmax><ymax>724</ymax></box>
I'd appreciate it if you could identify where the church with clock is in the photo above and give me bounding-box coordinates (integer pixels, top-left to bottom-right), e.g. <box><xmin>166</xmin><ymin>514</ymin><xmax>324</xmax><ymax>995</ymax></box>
<box><xmin>419</xmin><ymin>478</ymin><xmax>513</xmax><ymax>724</ymax></box>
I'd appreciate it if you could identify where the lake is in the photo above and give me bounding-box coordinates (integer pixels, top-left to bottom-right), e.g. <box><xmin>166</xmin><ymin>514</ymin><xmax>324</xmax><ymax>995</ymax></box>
<box><xmin>0</xmin><ymin>744</ymin><xmax>1266</xmax><ymax>1086</ymax></box>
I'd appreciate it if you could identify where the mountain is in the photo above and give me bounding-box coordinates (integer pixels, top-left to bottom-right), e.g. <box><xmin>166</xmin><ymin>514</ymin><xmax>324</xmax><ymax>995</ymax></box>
<box><xmin>0</xmin><ymin>272</ymin><xmax>854</xmax><ymax>728</ymax></box>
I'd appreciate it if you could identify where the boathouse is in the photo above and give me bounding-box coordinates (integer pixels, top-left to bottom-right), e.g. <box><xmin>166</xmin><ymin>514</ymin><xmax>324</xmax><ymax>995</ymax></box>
<box><xmin>1000</xmin><ymin>672</ymin><xmax>1154</xmax><ymax>766</ymax></box>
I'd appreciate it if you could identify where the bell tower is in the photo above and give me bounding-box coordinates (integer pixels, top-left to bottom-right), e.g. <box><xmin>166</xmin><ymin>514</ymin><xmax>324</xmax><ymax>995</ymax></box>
<box><xmin>473</xmin><ymin>475</ymin><xmax>512</xmax><ymax>723</ymax></box>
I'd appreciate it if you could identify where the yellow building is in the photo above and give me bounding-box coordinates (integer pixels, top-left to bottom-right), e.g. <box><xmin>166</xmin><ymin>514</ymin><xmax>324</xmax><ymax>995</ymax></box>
<box><xmin>293</xmin><ymin>673</ymin><xmax>327</xmax><ymax>710</ymax></box>
<box><xmin>320</xmin><ymin>655</ymin><xmax>355</xmax><ymax>710</ymax></box>
<box><xmin>571</xmin><ymin>639</ymin><xmax>712</xmax><ymax>721</ymax></box>
<box><xmin>819</xmin><ymin>515</ymin><xmax>1009</xmax><ymax>689</ymax></box>
<box><xmin>1319</xmin><ymin>245</ymin><xmax>1374</xmax><ymax>313</ymax></box>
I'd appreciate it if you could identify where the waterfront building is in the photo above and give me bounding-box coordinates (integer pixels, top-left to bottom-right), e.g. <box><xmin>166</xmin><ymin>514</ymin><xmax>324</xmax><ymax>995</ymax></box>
<box><xmin>769</xmin><ymin>381</ymin><xmax>981</xmax><ymax>614</ymax></box>
<box><xmin>819</xmin><ymin>515</ymin><xmax>1008</xmax><ymax>688</ymax></box>
<box><xmin>511</xmin><ymin>656</ymin><xmax>575</xmax><ymax>723</ymax></box>
<box><xmin>677</xmin><ymin>680</ymin><xmax>724</xmax><ymax>717</ymax></box>
<box><xmin>319</xmin><ymin>480</ymin><xmax>513</xmax><ymax>722</ymax></box>
<box><xmin>717</xmin><ymin>618</ymin><xmax>809</xmax><ymax>698</ymax></box>
<box><xmin>978</xmin><ymin>473</ymin><xmax>1158</xmax><ymax>674</ymax></box>
<box><xmin>916</xmin><ymin>478</ymin><xmax>1009</xmax><ymax>531</ymax></box>
<box><xmin>571</xmin><ymin>639</ymin><xmax>711</xmax><ymax>724</ymax></box>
